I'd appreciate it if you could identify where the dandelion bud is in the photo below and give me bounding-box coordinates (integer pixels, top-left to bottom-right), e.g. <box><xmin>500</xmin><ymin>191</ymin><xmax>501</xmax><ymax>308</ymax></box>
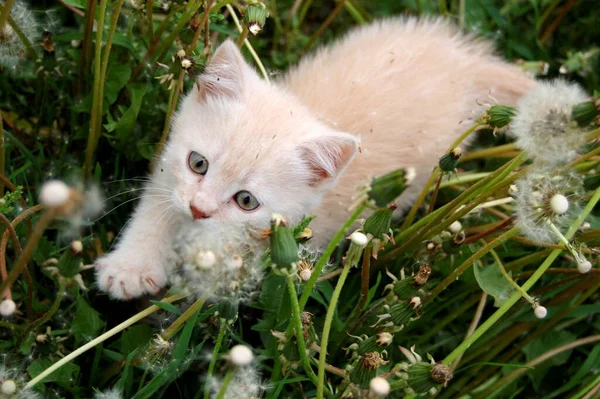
<box><xmin>392</xmin><ymin>264</ymin><xmax>430</xmax><ymax>300</ymax></box>
<box><xmin>71</xmin><ymin>240</ymin><xmax>83</xmax><ymax>255</ymax></box>
<box><xmin>549</xmin><ymin>194</ymin><xmax>569</xmax><ymax>215</ymax></box>
<box><xmin>439</xmin><ymin>147</ymin><xmax>462</xmax><ymax>173</ymax></box>
<box><xmin>0</xmin><ymin>299</ymin><xmax>16</xmax><ymax>317</ymax></box>
<box><xmin>408</xmin><ymin>362</ymin><xmax>453</xmax><ymax>394</ymax></box>
<box><xmin>1</xmin><ymin>380</ymin><xmax>17</xmax><ymax>395</ymax></box>
<box><xmin>350</xmin><ymin>352</ymin><xmax>388</xmax><ymax>388</ymax></box>
<box><xmin>195</xmin><ymin>250</ymin><xmax>216</xmax><ymax>269</ymax></box>
<box><xmin>533</xmin><ymin>305</ymin><xmax>547</xmax><ymax>319</ymax></box>
<box><xmin>296</xmin><ymin>227</ymin><xmax>313</xmax><ymax>241</ymax></box>
<box><xmin>578</xmin><ymin>259</ymin><xmax>592</xmax><ymax>274</ymax></box>
<box><xmin>431</xmin><ymin>364</ymin><xmax>453</xmax><ymax>386</ymax></box>
<box><xmin>448</xmin><ymin>220</ymin><xmax>462</xmax><ymax>234</ymax></box>
<box><xmin>229</xmin><ymin>345</ymin><xmax>254</xmax><ymax>367</ymax></box>
<box><xmin>376</xmin><ymin>332</ymin><xmax>394</xmax><ymax>346</ymax></box>
<box><xmin>368</xmin><ymin>168</ymin><xmax>415</xmax><ymax>207</ymax></box>
<box><xmin>177</xmin><ymin>49</ymin><xmax>186</xmax><ymax>59</ymax></box>
<box><xmin>369</xmin><ymin>376</ymin><xmax>390</xmax><ymax>397</ymax></box>
<box><xmin>245</xmin><ymin>5</ymin><xmax>268</xmax><ymax>36</ymax></box>
<box><xmin>345</xmin><ymin>231</ymin><xmax>369</xmax><ymax>267</ymax></box>
<box><xmin>571</xmin><ymin>100</ymin><xmax>599</xmax><ymax>127</ymax></box>
<box><xmin>40</xmin><ymin>179</ymin><xmax>71</xmax><ymax>208</ymax></box>
<box><xmin>270</xmin><ymin>214</ymin><xmax>299</xmax><ymax>268</ymax></box>
<box><xmin>356</xmin><ymin>333</ymin><xmax>393</xmax><ymax>355</ymax></box>
<box><xmin>486</xmin><ymin>105</ymin><xmax>516</xmax><ymax>128</ymax></box>
<box><xmin>350</xmin><ymin>231</ymin><xmax>369</xmax><ymax>247</ymax></box>
<box><xmin>363</xmin><ymin>207</ymin><xmax>394</xmax><ymax>239</ymax></box>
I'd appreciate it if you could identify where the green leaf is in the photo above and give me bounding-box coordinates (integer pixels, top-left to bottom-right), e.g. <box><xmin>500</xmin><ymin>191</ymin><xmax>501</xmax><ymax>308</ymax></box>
<box><xmin>119</xmin><ymin>324</ymin><xmax>153</xmax><ymax>354</ymax></box>
<box><xmin>150</xmin><ymin>300</ymin><xmax>182</xmax><ymax>315</ymax></box>
<box><xmin>27</xmin><ymin>358</ymin><xmax>80</xmax><ymax>385</ymax></box>
<box><xmin>473</xmin><ymin>261</ymin><xmax>515</xmax><ymax>307</ymax></box>
<box><xmin>114</xmin><ymin>84</ymin><xmax>147</xmax><ymax>145</ymax></box>
<box><xmin>71</xmin><ymin>297</ymin><xmax>106</xmax><ymax>343</ymax></box>
<box><xmin>60</xmin><ymin>0</ymin><xmax>86</xmax><ymax>9</ymax></box>
<box><xmin>522</xmin><ymin>330</ymin><xmax>577</xmax><ymax>390</ymax></box>
<box><xmin>104</xmin><ymin>62</ymin><xmax>132</xmax><ymax>107</ymax></box>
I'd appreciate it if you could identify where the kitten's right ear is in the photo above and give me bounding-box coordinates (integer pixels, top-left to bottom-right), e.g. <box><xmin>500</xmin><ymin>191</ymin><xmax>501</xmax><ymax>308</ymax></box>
<box><xmin>195</xmin><ymin>40</ymin><xmax>254</xmax><ymax>102</ymax></box>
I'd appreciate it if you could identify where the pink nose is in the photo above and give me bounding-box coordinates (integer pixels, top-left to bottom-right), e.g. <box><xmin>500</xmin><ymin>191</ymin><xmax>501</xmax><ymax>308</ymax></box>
<box><xmin>190</xmin><ymin>204</ymin><xmax>210</xmax><ymax>219</ymax></box>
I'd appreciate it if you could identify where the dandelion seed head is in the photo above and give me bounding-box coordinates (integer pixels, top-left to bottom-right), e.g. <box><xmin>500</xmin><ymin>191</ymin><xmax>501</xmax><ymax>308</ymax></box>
<box><xmin>0</xmin><ymin>1</ymin><xmax>40</xmax><ymax>69</ymax></box>
<box><xmin>369</xmin><ymin>377</ymin><xmax>390</xmax><ymax>396</ymax></box>
<box><xmin>0</xmin><ymin>299</ymin><xmax>16</xmax><ymax>317</ymax></box>
<box><xmin>210</xmin><ymin>365</ymin><xmax>266</xmax><ymax>399</ymax></box>
<box><xmin>171</xmin><ymin>224</ymin><xmax>265</xmax><ymax>305</ymax></box>
<box><xmin>511</xmin><ymin>80</ymin><xmax>590</xmax><ymax>165</ymax></box>
<box><xmin>1</xmin><ymin>379</ymin><xmax>16</xmax><ymax>395</ymax></box>
<box><xmin>94</xmin><ymin>387</ymin><xmax>123</xmax><ymax>399</ymax></box>
<box><xmin>514</xmin><ymin>172</ymin><xmax>582</xmax><ymax>243</ymax></box>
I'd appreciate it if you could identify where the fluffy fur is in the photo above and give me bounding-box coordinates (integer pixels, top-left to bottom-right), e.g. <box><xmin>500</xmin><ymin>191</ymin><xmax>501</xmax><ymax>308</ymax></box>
<box><xmin>95</xmin><ymin>18</ymin><xmax>535</xmax><ymax>299</ymax></box>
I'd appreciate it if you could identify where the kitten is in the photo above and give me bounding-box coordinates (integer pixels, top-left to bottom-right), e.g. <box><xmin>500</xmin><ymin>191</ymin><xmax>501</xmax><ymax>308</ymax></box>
<box><xmin>95</xmin><ymin>17</ymin><xmax>535</xmax><ymax>299</ymax></box>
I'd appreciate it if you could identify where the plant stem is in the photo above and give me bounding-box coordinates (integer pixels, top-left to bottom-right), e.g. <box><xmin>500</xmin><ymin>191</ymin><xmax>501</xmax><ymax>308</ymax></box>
<box><xmin>26</xmin><ymin>293</ymin><xmax>186</xmax><ymax>388</ymax></box>
<box><xmin>442</xmin><ymin>186</ymin><xmax>600</xmax><ymax>366</ymax></box>
<box><xmin>448</xmin><ymin>122</ymin><xmax>484</xmax><ymax>151</ymax></box>
<box><xmin>225</xmin><ymin>4</ymin><xmax>270</xmax><ymax>82</ymax></box>
<box><xmin>297</xmin><ymin>204</ymin><xmax>365</xmax><ymax>312</ymax></box>
<box><xmin>0</xmin><ymin>210</ymin><xmax>55</xmax><ymax>298</ymax></box>
<box><xmin>451</xmin><ymin>292</ymin><xmax>487</xmax><ymax>370</ymax></box>
<box><xmin>235</xmin><ymin>25</ymin><xmax>249</xmax><ymax>48</ymax></box>
<box><xmin>460</xmin><ymin>143</ymin><xmax>518</xmax><ymax>162</ymax></box>
<box><xmin>424</xmin><ymin>227</ymin><xmax>520</xmax><ymax>304</ymax></box>
<box><xmin>490</xmin><ymin>248</ymin><xmax>534</xmax><ymax>304</ymax></box>
<box><xmin>303</xmin><ymin>0</ymin><xmax>347</xmax><ymax>52</ymax></box>
<box><xmin>83</xmin><ymin>0</ymin><xmax>109</xmax><ymax>177</ymax></box>
<box><xmin>400</xmin><ymin>167</ymin><xmax>440</xmax><ymax>230</ymax></box>
<box><xmin>161</xmin><ymin>295</ymin><xmax>208</xmax><ymax>340</ymax></box>
<box><xmin>317</xmin><ymin>261</ymin><xmax>352</xmax><ymax>399</ymax></box>
<box><xmin>215</xmin><ymin>369</ymin><xmax>234</xmax><ymax>399</ymax></box>
<box><xmin>0</xmin><ymin>109</ymin><xmax>4</xmax><ymax>194</ymax></box>
<box><xmin>286</xmin><ymin>277</ymin><xmax>321</xmax><ymax>388</ymax></box>
<box><xmin>146</xmin><ymin>0</ymin><xmax>154</xmax><ymax>40</ymax></box>
<box><xmin>428</xmin><ymin>174</ymin><xmax>443</xmax><ymax>214</ymax></box>
<box><xmin>204</xmin><ymin>323</ymin><xmax>227</xmax><ymax>399</ymax></box>
<box><xmin>0</xmin><ymin>0</ymin><xmax>14</xmax><ymax>32</ymax></box>
<box><xmin>18</xmin><ymin>277</ymin><xmax>66</xmax><ymax>343</ymax></box>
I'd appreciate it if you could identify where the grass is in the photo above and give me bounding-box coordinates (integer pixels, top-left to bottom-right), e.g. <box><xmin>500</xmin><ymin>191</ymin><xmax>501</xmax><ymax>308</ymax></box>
<box><xmin>0</xmin><ymin>0</ymin><xmax>600</xmax><ymax>398</ymax></box>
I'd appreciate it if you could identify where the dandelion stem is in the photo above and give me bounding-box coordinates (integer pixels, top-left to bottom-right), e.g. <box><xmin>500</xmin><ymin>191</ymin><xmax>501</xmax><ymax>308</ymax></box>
<box><xmin>425</xmin><ymin>227</ymin><xmax>520</xmax><ymax>304</ymax></box>
<box><xmin>286</xmin><ymin>276</ymin><xmax>321</xmax><ymax>389</ymax></box>
<box><xmin>0</xmin><ymin>210</ymin><xmax>55</xmax><ymax>299</ymax></box>
<box><xmin>489</xmin><ymin>248</ymin><xmax>533</xmax><ymax>305</ymax></box>
<box><xmin>460</xmin><ymin>143</ymin><xmax>518</xmax><ymax>162</ymax></box>
<box><xmin>18</xmin><ymin>277</ymin><xmax>66</xmax><ymax>343</ymax></box>
<box><xmin>428</xmin><ymin>173</ymin><xmax>443</xmax><ymax>214</ymax></box>
<box><xmin>450</xmin><ymin>292</ymin><xmax>487</xmax><ymax>370</ymax></box>
<box><xmin>297</xmin><ymin>204</ymin><xmax>366</xmax><ymax>313</ymax></box>
<box><xmin>316</xmin><ymin>259</ymin><xmax>352</xmax><ymax>399</ymax></box>
<box><xmin>447</xmin><ymin>122</ymin><xmax>484</xmax><ymax>151</ymax></box>
<box><xmin>25</xmin><ymin>293</ymin><xmax>186</xmax><ymax>388</ymax></box>
<box><xmin>0</xmin><ymin>109</ymin><xmax>4</xmax><ymax>194</ymax></box>
<box><xmin>204</xmin><ymin>323</ymin><xmax>227</xmax><ymax>399</ymax></box>
<box><xmin>161</xmin><ymin>295</ymin><xmax>208</xmax><ymax>341</ymax></box>
<box><xmin>0</xmin><ymin>0</ymin><xmax>14</xmax><ymax>32</ymax></box>
<box><xmin>235</xmin><ymin>25</ymin><xmax>249</xmax><ymax>48</ymax></box>
<box><xmin>400</xmin><ymin>167</ymin><xmax>440</xmax><ymax>230</ymax></box>
<box><xmin>225</xmin><ymin>4</ymin><xmax>270</xmax><ymax>82</ymax></box>
<box><xmin>215</xmin><ymin>369</ymin><xmax>234</xmax><ymax>399</ymax></box>
<box><xmin>442</xmin><ymin>186</ymin><xmax>600</xmax><ymax>366</ymax></box>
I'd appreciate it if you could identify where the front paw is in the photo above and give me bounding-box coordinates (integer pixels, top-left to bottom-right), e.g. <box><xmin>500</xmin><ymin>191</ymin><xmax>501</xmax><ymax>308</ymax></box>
<box><xmin>95</xmin><ymin>251</ymin><xmax>167</xmax><ymax>300</ymax></box>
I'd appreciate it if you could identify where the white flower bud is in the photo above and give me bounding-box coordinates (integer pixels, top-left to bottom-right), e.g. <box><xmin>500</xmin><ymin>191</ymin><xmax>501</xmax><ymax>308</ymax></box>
<box><xmin>177</xmin><ymin>49</ymin><xmax>186</xmax><ymax>59</ymax></box>
<box><xmin>70</xmin><ymin>39</ymin><xmax>81</xmax><ymax>48</ymax></box>
<box><xmin>448</xmin><ymin>220</ymin><xmax>462</xmax><ymax>234</ymax></box>
<box><xmin>0</xmin><ymin>299</ymin><xmax>16</xmax><ymax>317</ymax></box>
<box><xmin>534</xmin><ymin>305</ymin><xmax>547</xmax><ymax>319</ymax></box>
<box><xmin>249</xmin><ymin>23</ymin><xmax>262</xmax><ymax>35</ymax></box>
<box><xmin>181</xmin><ymin>58</ymin><xmax>193</xmax><ymax>69</ymax></box>
<box><xmin>71</xmin><ymin>240</ymin><xmax>83</xmax><ymax>254</ymax></box>
<box><xmin>350</xmin><ymin>231</ymin><xmax>368</xmax><ymax>247</ymax></box>
<box><xmin>1</xmin><ymin>380</ymin><xmax>17</xmax><ymax>395</ymax></box>
<box><xmin>578</xmin><ymin>259</ymin><xmax>592</xmax><ymax>274</ymax></box>
<box><xmin>299</xmin><ymin>269</ymin><xmax>312</xmax><ymax>281</ymax></box>
<box><xmin>229</xmin><ymin>344</ymin><xmax>253</xmax><ymax>366</ymax></box>
<box><xmin>39</xmin><ymin>180</ymin><xmax>71</xmax><ymax>208</ymax></box>
<box><xmin>549</xmin><ymin>194</ymin><xmax>569</xmax><ymax>215</ymax></box>
<box><xmin>195</xmin><ymin>250</ymin><xmax>216</xmax><ymax>269</ymax></box>
<box><xmin>369</xmin><ymin>376</ymin><xmax>390</xmax><ymax>396</ymax></box>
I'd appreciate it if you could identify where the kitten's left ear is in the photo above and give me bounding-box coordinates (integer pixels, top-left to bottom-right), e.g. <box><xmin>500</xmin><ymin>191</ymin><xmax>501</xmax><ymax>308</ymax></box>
<box><xmin>195</xmin><ymin>40</ymin><xmax>259</xmax><ymax>101</ymax></box>
<box><xmin>299</xmin><ymin>131</ymin><xmax>359</xmax><ymax>186</ymax></box>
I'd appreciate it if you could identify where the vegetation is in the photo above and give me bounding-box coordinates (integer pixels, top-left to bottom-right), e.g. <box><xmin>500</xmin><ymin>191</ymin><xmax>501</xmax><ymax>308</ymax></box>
<box><xmin>0</xmin><ymin>0</ymin><xmax>599</xmax><ymax>398</ymax></box>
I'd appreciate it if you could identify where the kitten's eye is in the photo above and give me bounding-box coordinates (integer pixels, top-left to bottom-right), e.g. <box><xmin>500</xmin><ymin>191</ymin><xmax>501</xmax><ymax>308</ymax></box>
<box><xmin>188</xmin><ymin>151</ymin><xmax>209</xmax><ymax>175</ymax></box>
<box><xmin>234</xmin><ymin>191</ymin><xmax>260</xmax><ymax>211</ymax></box>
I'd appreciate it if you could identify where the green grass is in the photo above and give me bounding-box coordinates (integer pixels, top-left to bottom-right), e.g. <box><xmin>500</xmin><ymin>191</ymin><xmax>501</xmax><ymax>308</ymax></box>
<box><xmin>1</xmin><ymin>0</ymin><xmax>600</xmax><ymax>398</ymax></box>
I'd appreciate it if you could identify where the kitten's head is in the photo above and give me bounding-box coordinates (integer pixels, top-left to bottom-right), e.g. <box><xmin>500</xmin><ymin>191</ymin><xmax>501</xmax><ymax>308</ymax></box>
<box><xmin>158</xmin><ymin>40</ymin><xmax>358</xmax><ymax>229</ymax></box>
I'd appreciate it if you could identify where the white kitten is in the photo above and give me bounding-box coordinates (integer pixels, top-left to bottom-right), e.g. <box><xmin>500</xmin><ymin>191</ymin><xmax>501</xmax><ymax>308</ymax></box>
<box><xmin>95</xmin><ymin>18</ymin><xmax>535</xmax><ymax>299</ymax></box>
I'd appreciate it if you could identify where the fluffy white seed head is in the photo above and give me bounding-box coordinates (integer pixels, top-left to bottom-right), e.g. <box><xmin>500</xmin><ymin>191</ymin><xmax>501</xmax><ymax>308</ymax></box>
<box><xmin>1</xmin><ymin>379</ymin><xmax>17</xmax><ymax>395</ymax></box>
<box><xmin>448</xmin><ymin>220</ymin><xmax>462</xmax><ymax>234</ymax></box>
<box><xmin>0</xmin><ymin>299</ymin><xmax>16</xmax><ymax>317</ymax></box>
<box><xmin>230</xmin><ymin>345</ymin><xmax>254</xmax><ymax>367</ymax></box>
<box><xmin>578</xmin><ymin>259</ymin><xmax>592</xmax><ymax>274</ymax></box>
<box><xmin>534</xmin><ymin>305</ymin><xmax>547</xmax><ymax>319</ymax></box>
<box><xmin>369</xmin><ymin>377</ymin><xmax>390</xmax><ymax>396</ymax></box>
<box><xmin>511</xmin><ymin>80</ymin><xmax>590</xmax><ymax>165</ymax></box>
<box><xmin>549</xmin><ymin>194</ymin><xmax>569</xmax><ymax>215</ymax></box>
<box><xmin>40</xmin><ymin>180</ymin><xmax>71</xmax><ymax>208</ymax></box>
<box><xmin>350</xmin><ymin>231</ymin><xmax>368</xmax><ymax>247</ymax></box>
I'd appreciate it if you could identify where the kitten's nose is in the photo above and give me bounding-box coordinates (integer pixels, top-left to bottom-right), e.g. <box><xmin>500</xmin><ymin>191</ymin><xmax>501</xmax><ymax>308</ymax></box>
<box><xmin>190</xmin><ymin>204</ymin><xmax>211</xmax><ymax>219</ymax></box>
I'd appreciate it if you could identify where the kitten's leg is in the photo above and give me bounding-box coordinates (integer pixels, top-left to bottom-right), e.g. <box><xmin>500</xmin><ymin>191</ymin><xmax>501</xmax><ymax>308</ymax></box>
<box><xmin>95</xmin><ymin>192</ymin><xmax>182</xmax><ymax>300</ymax></box>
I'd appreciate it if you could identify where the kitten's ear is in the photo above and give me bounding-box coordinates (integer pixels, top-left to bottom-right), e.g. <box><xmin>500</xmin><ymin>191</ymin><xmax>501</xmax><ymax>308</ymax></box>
<box><xmin>195</xmin><ymin>40</ymin><xmax>257</xmax><ymax>101</ymax></box>
<box><xmin>299</xmin><ymin>131</ymin><xmax>359</xmax><ymax>186</ymax></box>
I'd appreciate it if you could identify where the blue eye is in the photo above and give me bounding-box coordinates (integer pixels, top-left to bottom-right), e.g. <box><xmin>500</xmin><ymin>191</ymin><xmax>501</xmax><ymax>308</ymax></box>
<box><xmin>234</xmin><ymin>191</ymin><xmax>260</xmax><ymax>211</ymax></box>
<box><xmin>188</xmin><ymin>151</ymin><xmax>208</xmax><ymax>175</ymax></box>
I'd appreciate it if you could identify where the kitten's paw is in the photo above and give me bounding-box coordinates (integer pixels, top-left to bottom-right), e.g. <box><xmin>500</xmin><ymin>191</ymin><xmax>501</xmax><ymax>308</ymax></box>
<box><xmin>95</xmin><ymin>253</ymin><xmax>167</xmax><ymax>300</ymax></box>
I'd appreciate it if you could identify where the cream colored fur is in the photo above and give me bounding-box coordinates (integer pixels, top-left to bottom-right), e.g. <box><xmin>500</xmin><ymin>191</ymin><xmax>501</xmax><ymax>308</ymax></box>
<box><xmin>95</xmin><ymin>17</ymin><xmax>535</xmax><ymax>299</ymax></box>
